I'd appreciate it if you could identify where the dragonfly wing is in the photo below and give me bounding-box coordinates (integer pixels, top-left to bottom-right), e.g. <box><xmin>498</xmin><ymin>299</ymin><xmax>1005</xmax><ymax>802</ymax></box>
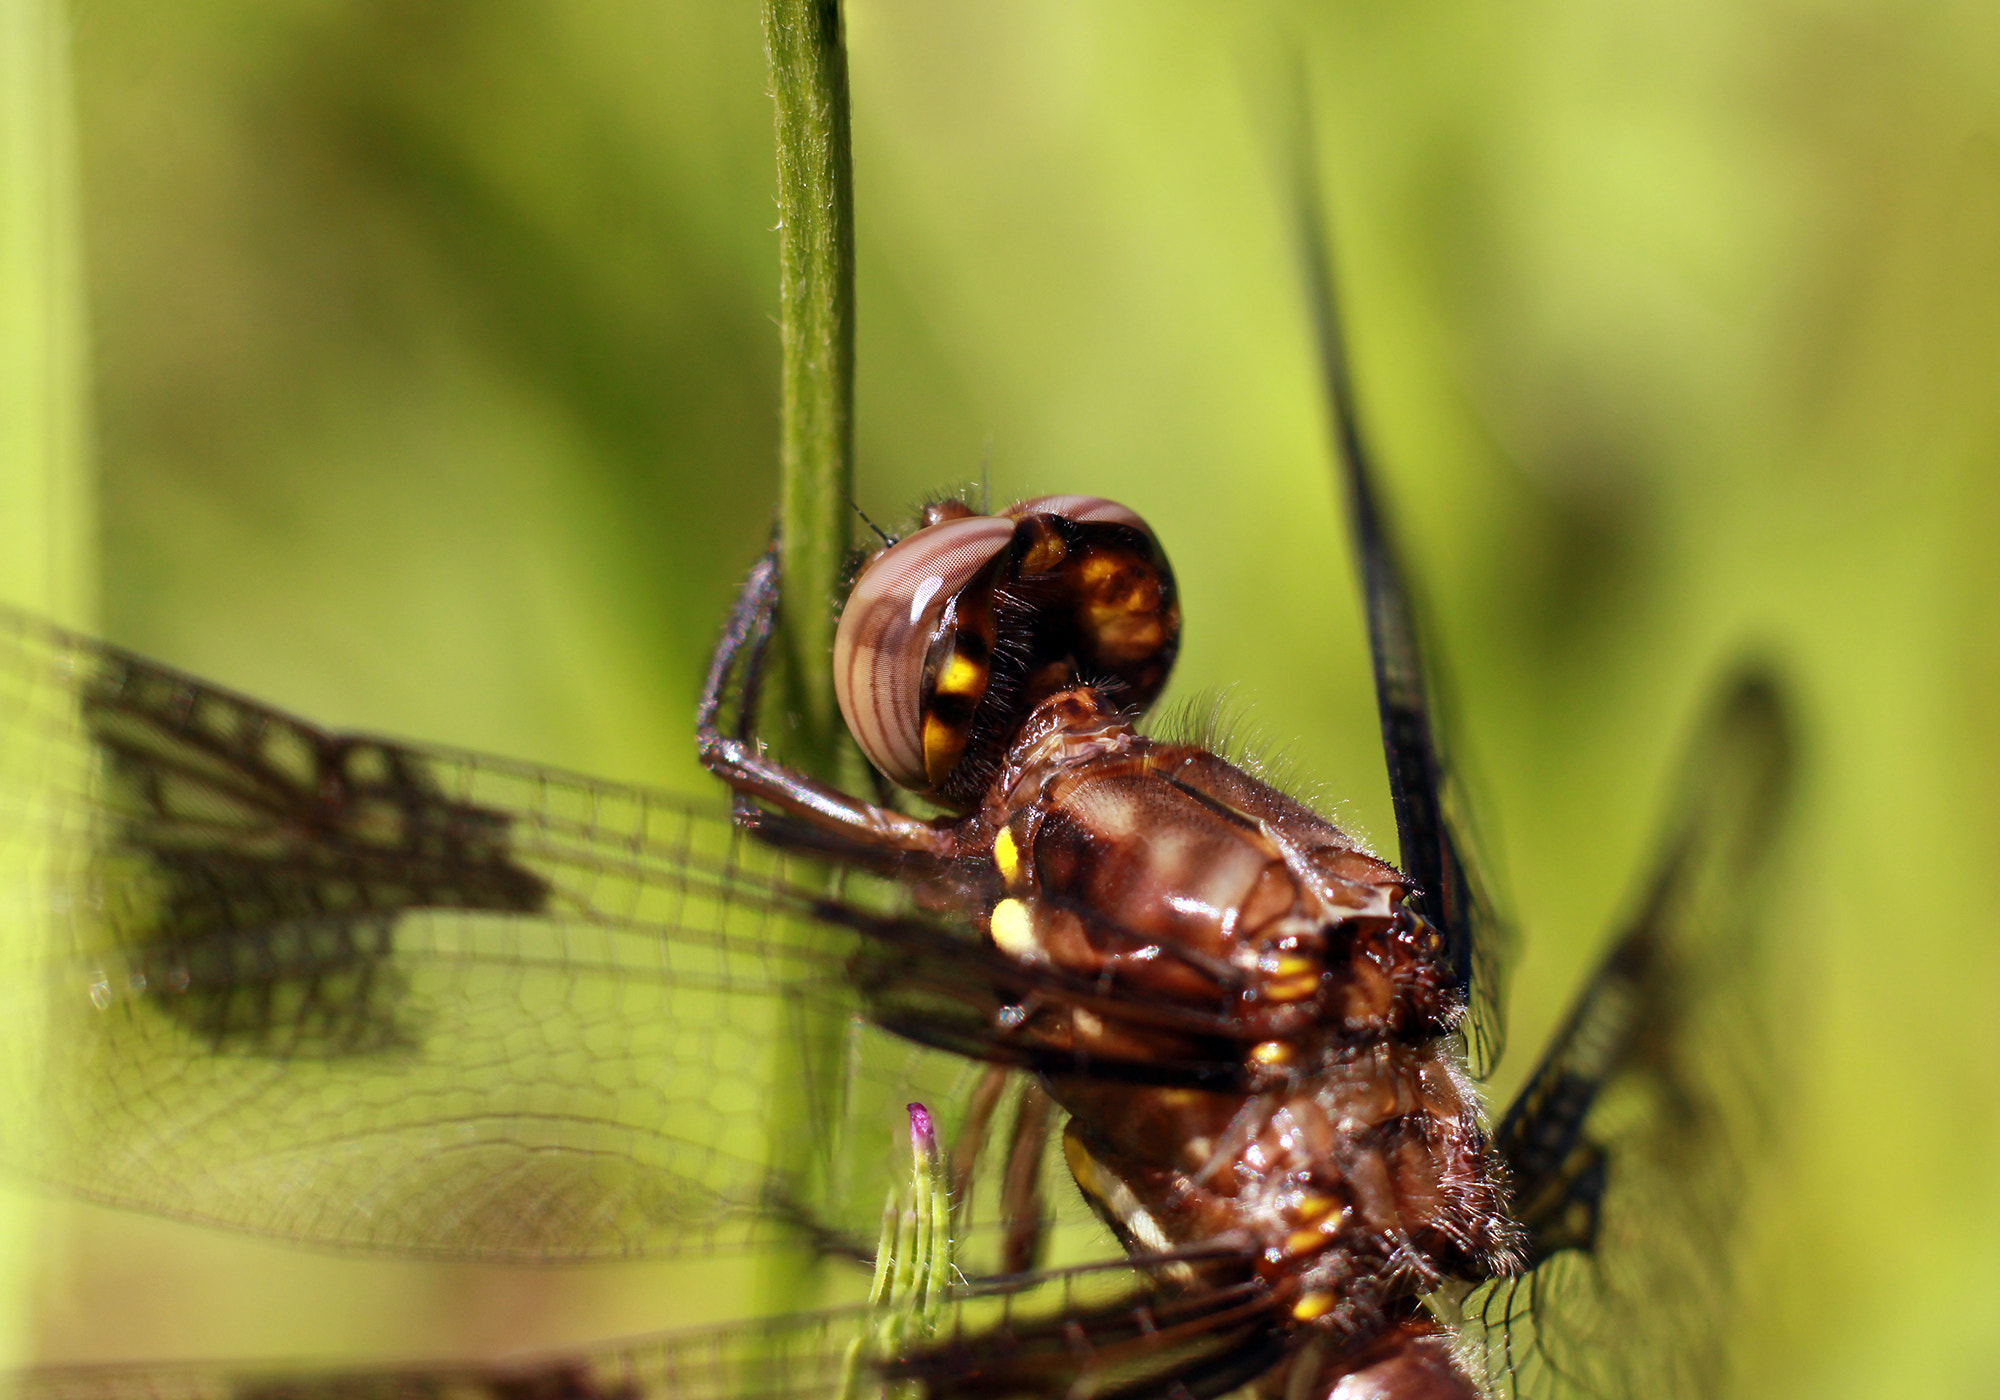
<box><xmin>10</xmin><ymin>1253</ymin><xmax>1278</xmax><ymax>1400</ymax></box>
<box><xmin>1288</xmin><ymin>136</ymin><xmax>1512</xmax><ymax>1073</ymax></box>
<box><xmin>0</xmin><ymin>609</ymin><xmax>990</xmax><ymax>1263</ymax></box>
<box><xmin>1466</xmin><ymin>669</ymin><xmax>1797</xmax><ymax>1398</ymax></box>
<box><xmin>11</xmin><ymin>1307</ymin><xmax>878</xmax><ymax>1400</ymax></box>
<box><xmin>0</xmin><ymin>610</ymin><xmax>1254</xmax><ymax>1265</ymax></box>
<box><xmin>891</xmin><ymin>1278</ymin><xmax>1284</xmax><ymax>1400</ymax></box>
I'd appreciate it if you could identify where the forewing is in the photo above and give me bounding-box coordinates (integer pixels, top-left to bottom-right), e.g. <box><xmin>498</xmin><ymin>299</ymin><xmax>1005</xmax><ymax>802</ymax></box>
<box><xmin>0</xmin><ymin>609</ymin><xmax>1009</xmax><ymax>1262</ymax></box>
<box><xmin>1288</xmin><ymin>140</ymin><xmax>1511</xmax><ymax>1072</ymax></box>
<box><xmin>0</xmin><ymin>610</ymin><xmax>1254</xmax><ymax>1265</ymax></box>
<box><xmin>1466</xmin><ymin>670</ymin><xmax>1796</xmax><ymax>1398</ymax></box>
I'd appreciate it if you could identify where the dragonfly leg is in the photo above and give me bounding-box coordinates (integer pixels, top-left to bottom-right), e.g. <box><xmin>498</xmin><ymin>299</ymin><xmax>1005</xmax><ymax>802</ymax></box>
<box><xmin>998</xmin><ymin>1079</ymin><xmax>1054</xmax><ymax>1276</ymax></box>
<box><xmin>947</xmin><ymin>1062</ymin><xmax>1011</xmax><ymax>1216</ymax></box>
<box><xmin>944</xmin><ymin>1068</ymin><xmax>1053</xmax><ymax>1279</ymax></box>
<box><xmin>697</xmin><ymin>548</ymin><xmax>950</xmax><ymax>859</ymax></box>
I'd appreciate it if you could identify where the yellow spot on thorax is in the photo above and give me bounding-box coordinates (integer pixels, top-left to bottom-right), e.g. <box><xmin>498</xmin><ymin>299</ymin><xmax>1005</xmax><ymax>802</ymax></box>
<box><xmin>1293</xmin><ymin>1195</ymin><xmax>1337</xmax><ymax>1226</ymax></box>
<box><xmin>1264</xmin><ymin>971</ymin><xmax>1322</xmax><ymax>1004</ymax></box>
<box><xmin>993</xmin><ymin>826</ymin><xmax>1022</xmax><ymax>884</ymax></box>
<box><xmin>1062</xmin><ymin>1126</ymin><xmax>1098</xmax><ymax>1187</ymax></box>
<box><xmin>1284</xmin><ymin>1223</ymin><xmax>1334</xmax><ymax>1258</ymax></box>
<box><xmin>1291</xmin><ymin>1292</ymin><xmax>1335</xmax><ymax>1323</ymax></box>
<box><xmin>990</xmin><ymin>898</ymin><xmax>1038</xmax><ymax>961</ymax></box>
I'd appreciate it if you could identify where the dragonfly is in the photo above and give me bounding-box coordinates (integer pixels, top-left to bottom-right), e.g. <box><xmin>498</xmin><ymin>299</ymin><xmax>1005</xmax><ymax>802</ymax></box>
<box><xmin>0</xmin><ymin>158</ymin><xmax>1793</xmax><ymax>1400</ymax></box>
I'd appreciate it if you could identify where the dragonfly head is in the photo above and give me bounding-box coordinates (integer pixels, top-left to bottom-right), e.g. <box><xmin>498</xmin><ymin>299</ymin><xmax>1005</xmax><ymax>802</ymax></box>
<box><xmin>833</xmin><ymin>494</ymin><xmax>1181</xmax><ymax>809</ymax></box>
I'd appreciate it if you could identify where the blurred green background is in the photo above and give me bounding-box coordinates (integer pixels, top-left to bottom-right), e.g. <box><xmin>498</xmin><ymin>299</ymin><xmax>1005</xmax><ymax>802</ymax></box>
<box><xmin>7</xmin><ymin>0</ymin><xmax>2000</xmax><ymax>1395</ymax></box>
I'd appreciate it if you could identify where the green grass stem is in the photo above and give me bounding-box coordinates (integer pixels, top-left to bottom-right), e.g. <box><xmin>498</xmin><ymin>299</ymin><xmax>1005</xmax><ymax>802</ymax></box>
<box><xmin>764</xmin><ymin>0</ymin><xmax>854</xmax><ymax>781</ymax></box>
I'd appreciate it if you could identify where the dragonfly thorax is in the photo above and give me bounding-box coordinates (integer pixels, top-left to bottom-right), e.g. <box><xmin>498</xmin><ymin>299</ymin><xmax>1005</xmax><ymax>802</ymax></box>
<box><xmin>955</xmin><ymin>681</ymin><xmax>1518</xmax><ymax>1359</ymax></box>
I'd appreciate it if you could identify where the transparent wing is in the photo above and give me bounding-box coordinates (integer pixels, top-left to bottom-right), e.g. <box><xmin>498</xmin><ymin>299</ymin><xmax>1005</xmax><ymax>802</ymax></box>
<box><xmin>0</xmin><ymin>609</ymin><xmax>1260</xmax><ymax>1267</ymax></box>
<box><xmin>0</xmin><ymin>608</ymin><xmax>1038</xmax><ymax>1263</ymax></box>
<box><xmin>1464</xmin><ymin>670</ymin><xmax>1797</xmax><ymax>1398</ymax></box>
<box><xmin>1288</xmin><ymin>136</ymin><xmax>1512</xmax><ymax>1073</ymax></box>
<box><xmin>13</xmin><ymin>1308</ymin><xmax>882</xmax><ymax>1400</ymax></box>
<box><xmin>12</xmin><ymin>1258</ymin><xmax>1280</xmax><ymax>1400</ymax></box>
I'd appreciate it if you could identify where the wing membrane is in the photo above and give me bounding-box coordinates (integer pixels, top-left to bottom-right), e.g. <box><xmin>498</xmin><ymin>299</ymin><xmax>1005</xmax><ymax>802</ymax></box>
<box><xmin>0</xmin><ymin>610</ymin><xmax>1252</xmax><ymax>1265</ymax></box>
<box><xmin>13</xmin><ymin>1258</ymin><xmax>1277</xmax><ymax>1400</ymax></box>
<box><xmin>14</xmin><ymin>1307</ymin><xmax>878</xmax><ymax>1400</ymax></box>
<box><xmin>1287</xmin><ymin>140</ymin><xmax>1511</xmax><ymax>1072</ymax></box>
<box><xmin>1467</xmin><ymin>670</ymin><xmax>1797</xmax><ymax>1398</ymax></box>
<box><xmin>0</xmin><ymin>609</ymin><xmax>995</xmax><ymax>1262</ymax></box>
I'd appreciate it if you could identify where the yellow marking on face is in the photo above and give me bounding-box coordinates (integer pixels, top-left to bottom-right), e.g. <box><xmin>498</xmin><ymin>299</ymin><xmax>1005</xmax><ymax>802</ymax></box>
<box><xmin>934</xmin><ymin>652</ymin><xmax>985</xmax><ymax>698</ymax></box>
<box><xmin>921</xmin><ymin>714</ymin><xmax>959</xmax><ymax>784</ymax></box>
<box><xmin>990</xmin><ymin>898</ymin><xmax>1038</xmax><ymax>961</ymax></box>
<box><xmin>1022</xmin><ymin>534</ymin><xmax>1067</xmax><ymax>573</ymax></box>
<box><xmin>1291</xmin><ymin>1292</ymin><xmax>1335</xmax><ymax>1323</ymax></box>
<box><xmin>1273</xmin><ymin>955</ymin><xmax>1316</xmax><ymax>979</ymax></box>
<box><xmin>993</xmin><ymin>827</ymin><xmax>1022</xmax><ymax>884</ymax></box>
<box><xmin>1249</xmin><ymin>1040</ymin><xmax>1293</xmax><ymax>1067</ymax></box>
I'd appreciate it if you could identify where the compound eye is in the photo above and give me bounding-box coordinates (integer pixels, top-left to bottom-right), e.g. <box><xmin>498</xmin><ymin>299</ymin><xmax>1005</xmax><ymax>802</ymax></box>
<box><xmin>1007</xmin><ymin>494</ymin><xmax>1147</xmax><ymax>530</ymax></box>
<box><xmin>833</xmin><ymin>513</ymin><xmax>1014</xmax><ymax>792</ymax></box>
